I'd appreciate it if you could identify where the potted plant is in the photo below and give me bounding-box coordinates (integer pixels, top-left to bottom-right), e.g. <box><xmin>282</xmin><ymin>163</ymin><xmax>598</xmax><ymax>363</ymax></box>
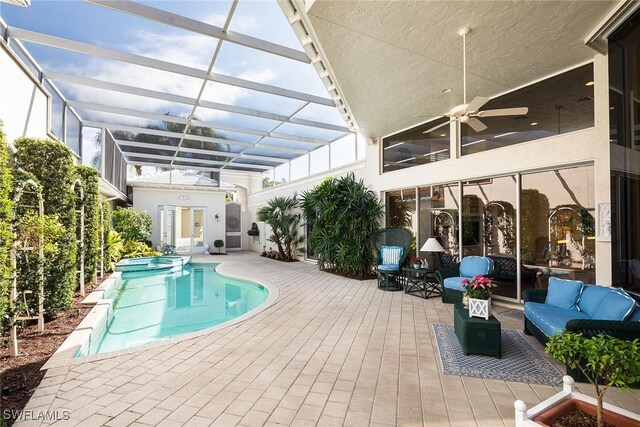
<box><xmin>461</xmin><ymin>274</ymin><xmax>495</xmax><ymax>320</ymax></box>
<box><xmin>213</xmin><ymin>239</ymin><xmax>224</xmax><ymax>254</ymax></box>
<box><xmin>514</xmin><ymin>332</ymin><xmax>640</xmax><ymax>426</ymax></box>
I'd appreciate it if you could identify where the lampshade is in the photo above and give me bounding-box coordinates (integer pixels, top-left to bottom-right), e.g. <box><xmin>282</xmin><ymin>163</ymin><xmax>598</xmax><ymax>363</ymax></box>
<box><xmin>420</xmin><ymin>238</ymin><xmax>445</xmax><ymax>253</ymax></box>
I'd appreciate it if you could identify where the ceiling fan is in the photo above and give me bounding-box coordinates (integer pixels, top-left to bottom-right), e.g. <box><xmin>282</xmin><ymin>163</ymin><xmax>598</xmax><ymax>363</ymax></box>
<box><xmin>422</xmin><ymin>27</ymin><xmax>528</xmax><ymax>135</ymax></box>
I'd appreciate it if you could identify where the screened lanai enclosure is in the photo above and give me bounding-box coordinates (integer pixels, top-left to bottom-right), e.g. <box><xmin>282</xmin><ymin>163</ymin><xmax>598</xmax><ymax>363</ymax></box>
<box><xmin>0</xmin><ymin>0</ymin><xmax>357</xmax><ymax>181</ymax></box>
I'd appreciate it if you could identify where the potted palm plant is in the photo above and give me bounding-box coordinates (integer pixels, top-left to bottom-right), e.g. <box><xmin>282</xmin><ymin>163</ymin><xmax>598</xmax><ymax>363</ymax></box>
<box><xmin>514</xmin><ymin>332</ymin><xmax>640</xmax><ymax>426</ymax></box>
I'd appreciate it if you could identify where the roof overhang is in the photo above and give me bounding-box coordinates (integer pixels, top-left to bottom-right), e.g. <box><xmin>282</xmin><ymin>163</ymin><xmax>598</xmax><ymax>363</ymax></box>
<box><xmin>298</xmin><ymin>0</ymin><xmax>620</xmax><ymax>137</ymax></box>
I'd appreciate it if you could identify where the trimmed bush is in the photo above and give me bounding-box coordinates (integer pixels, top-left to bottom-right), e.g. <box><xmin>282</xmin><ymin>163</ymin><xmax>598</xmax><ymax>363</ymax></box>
<box><xmin>100</xmin><ymin>201</ymin><xmax>114</xmax><ymax>273</ymax></box>
<box><xmin>301</xmin><ymin>173</ymin><xmax>383</xmax><ymax>278</ymax></box>
<box><xmin>73</xmin><ymin>166</ymin><xmax>100</xmax><ymax>283</ymax></box>
<box><xmin>112</xmin><ymin>207</ymin><xmax>152</xmax><ymax>242</ymax></box>
<box><xmin>13</xmin><ymin>137</ymin><xmax>77</xmax><ymax>317</ymax></box>
<box><xmin>0</xmin><ymin>122</ymin><xmax>12</xmax><ymax>330</ymax></box>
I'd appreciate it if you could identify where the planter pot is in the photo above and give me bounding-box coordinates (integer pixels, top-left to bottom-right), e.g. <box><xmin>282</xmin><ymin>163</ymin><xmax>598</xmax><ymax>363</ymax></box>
<box><xmin>412</xmin><ymin>263</ymin><xmax>421</xmax><ymax>269</ymax></box>
<box><xmin>468</xmin><ymin>297</ymin><xmax>491</xmax><ymax>320</ymax></box>
<box><xmin>515</xmin><ymin>376</ymin><xmax>640</xmax><ymax>426</ymax></box>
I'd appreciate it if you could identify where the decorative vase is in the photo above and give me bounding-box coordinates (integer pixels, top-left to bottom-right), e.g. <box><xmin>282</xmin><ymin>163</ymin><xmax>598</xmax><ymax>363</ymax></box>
<box><xmin>412</xmin><ymin>262</ymin><xmax>421</xmax><ymax>269</ymax></box>
<box><xmin>468</xmin><ymin>297</ymin><xmax>491</xmax><ymax>320</ymax></box>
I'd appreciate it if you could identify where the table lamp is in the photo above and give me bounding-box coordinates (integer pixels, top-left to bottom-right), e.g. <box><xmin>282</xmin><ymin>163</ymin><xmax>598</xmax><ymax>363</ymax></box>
<box><xmin>420</xmin><ymin>238</ymin><xmax>445</xmax><ymax>269</ymax></box>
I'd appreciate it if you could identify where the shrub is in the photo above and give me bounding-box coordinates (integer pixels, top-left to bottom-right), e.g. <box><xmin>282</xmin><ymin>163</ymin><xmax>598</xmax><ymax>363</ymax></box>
<box><xmin>546</xmin><ymin>332</ymin><xmax>640</xmax><ymax>427</ymax></box>
<box><xmin>214</xmin><ymin>239</ymin><xmax>224</xmax><ymax>254</ymax></box>
<box><xmin>112</xmin><ymin>207</ymin><xmax>152</xmax><ymax>242</ymax></box>
<box><xmin>257</xmin><ymin>194</ymin><xmax>303</xmax><ymax>261</ymax></box>
<box><xmin>120</xmin><ymin>239</ymin><xmax>161</xmax><ymax>259</ymax></box>
<box><xmin>73</xmin><ymin>166</ymin><xmax>100</xmax><ymax>283</ymax></box>
<box><xmin>105</xmin><ymin>229</ymin><xmax>123</xmax><ymax>272</ymax></box>
<box><xmin>0</xmin><ymin>122</ymin><xmax>12</xmax><ymax>330</ymax></box>
<box><xmin>301</xmin><ymin>174</ymin><xmax>383</xmax><ymax>277</ymax></box>
<box><xmin>13</xmin><ymin>138</ymin><xmax>77</xmax><ymax>316</ymax></box>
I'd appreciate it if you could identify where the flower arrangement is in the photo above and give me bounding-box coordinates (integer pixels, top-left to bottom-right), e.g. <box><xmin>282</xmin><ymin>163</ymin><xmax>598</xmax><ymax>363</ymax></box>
<box><xmin>461</xmin><ymin>275</ymin><xmax>496</xmax><ymax>300</ymax></box>
<box><xmin>411</xmin><ymin>256</ymin><xmax>421</xmax><ymax>268</ymax></box>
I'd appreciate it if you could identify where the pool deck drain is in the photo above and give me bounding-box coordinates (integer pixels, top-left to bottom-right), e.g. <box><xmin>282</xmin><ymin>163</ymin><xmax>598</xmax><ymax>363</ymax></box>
<box><xmin>16</xmin><ymin>252</ymin><xmax>640</xmax><ymax>427</ymax></box>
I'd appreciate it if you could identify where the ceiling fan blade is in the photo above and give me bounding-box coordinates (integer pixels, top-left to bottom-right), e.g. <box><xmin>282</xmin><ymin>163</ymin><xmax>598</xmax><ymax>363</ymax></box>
<box><xmin>466</xmin><ymin>117</ymin><xmax>488</xmax><ymax>132</ymax></box>
<box><xmin>465</xmin><ymin>96</ymin><xmax>490</xmax><ymax>113</ymax></box>
<box><xmin>476</xmin><ymin>107</ymin><xmax>529</xmax><ymax>118</ymax></box>
<box><xmin>422</xmin><ymin>119</ymin><xmax>454</xmax><ymax>134</ymax></box>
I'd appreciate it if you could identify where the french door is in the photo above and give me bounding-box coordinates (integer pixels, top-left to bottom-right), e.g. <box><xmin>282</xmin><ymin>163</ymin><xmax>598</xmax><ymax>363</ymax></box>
<box><xmin>160</xmin><ymin>206</ymin><xmax>206</xmax><ymax>253</ymax></box>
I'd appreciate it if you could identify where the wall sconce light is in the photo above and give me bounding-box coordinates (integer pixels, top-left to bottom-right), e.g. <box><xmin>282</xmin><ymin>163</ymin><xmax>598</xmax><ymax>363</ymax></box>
<box><xmin>215</xmin><ymin>213</ymin><xmax>219</xmax><ymax>222</ymax></box>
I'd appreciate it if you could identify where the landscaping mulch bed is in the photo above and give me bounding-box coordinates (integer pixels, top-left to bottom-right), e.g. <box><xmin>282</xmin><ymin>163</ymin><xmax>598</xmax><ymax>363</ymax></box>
<box><xmin>0</xmin><ymin>277</ymin><xmax>105</xmax><ymax>426</ymax></box>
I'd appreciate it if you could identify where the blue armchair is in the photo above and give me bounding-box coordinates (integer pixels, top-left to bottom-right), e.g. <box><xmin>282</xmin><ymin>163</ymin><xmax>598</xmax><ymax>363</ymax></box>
<box><xmin>436</xmin><ymin>256</ymin><xmax>495</xmax><ymax>303</ymax></box>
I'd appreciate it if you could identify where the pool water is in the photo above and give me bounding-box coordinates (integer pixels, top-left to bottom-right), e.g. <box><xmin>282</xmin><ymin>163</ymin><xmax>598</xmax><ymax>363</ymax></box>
<box><xmin>82</xmin><ymin>263</ymin><xmax>268</xmax><ymax>356</ymax></box>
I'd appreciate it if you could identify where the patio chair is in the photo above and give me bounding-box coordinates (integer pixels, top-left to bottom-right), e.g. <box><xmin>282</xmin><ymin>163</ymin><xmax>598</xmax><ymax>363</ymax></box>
<box><xmin>372</xmin><ymin>227</ymin><xmax>413</xmax><ymax>291</ymax></box>
<box><xmin>436</xmin><ymin>255</ymin><xmax>495</xmax><ymax>304</ymax></box>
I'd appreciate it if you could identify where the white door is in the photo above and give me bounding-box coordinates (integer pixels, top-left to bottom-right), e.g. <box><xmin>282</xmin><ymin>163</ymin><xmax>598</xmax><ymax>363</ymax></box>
<box><xmin>161</xmin><ymin>205</ymin><xmax>177</xmax><ymax>249</ymax></box>
<box><xmin>191</xmin><ymin>208</ymin><xmax>206</xmax><ymax>251</ymax></box>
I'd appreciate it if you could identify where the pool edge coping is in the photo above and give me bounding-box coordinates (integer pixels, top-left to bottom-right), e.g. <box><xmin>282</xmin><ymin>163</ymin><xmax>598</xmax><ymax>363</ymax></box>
<box><xmin>41</xmin><ymin>262</ymin><xmax>279</xmax><ymax>370</ymax></box>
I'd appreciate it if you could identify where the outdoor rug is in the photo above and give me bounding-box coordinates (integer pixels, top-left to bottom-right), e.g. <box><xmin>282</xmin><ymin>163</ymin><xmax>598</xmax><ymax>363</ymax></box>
<box><xmin>433</xmin><ymin>324</ymin><xmax>562</xmax><ymax>385</ymax></box>
<box><xmin>499</xmin><ymin>309</ymin><xmax>525</xmax><ymax>321</ymax></box>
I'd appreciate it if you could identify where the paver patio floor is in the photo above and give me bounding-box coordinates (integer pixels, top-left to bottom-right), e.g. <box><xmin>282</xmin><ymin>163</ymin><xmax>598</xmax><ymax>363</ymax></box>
<box><xmin>15</xmin><ymin>252</ymin><xmax>640</xmax><ymax>426</ymax></box>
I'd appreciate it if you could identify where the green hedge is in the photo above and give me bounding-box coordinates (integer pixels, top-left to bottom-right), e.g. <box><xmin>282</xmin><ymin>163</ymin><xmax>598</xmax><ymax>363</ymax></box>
<box><xmin>74</xmin><ymin>166</ymin><xmax>100</xmax><ymax>283</ymax></box>
<box><xmin>301</xmin><ymin>173</ymin><xmax>383</xmax><ymax>277</ymax></box>
<box><xmin>0</xmin><ymin>122</ymin><xmax>12</xmax><ymax>330</ymax></box>
<box><xmin>112</xmin><ymin>207</ymin><xmax>152</xmax><ymax>242</ymax></box>
<box><xmin>13</xmin><ymin>137</ymin><xmax>77</xmax><ymax>317</ymax></box>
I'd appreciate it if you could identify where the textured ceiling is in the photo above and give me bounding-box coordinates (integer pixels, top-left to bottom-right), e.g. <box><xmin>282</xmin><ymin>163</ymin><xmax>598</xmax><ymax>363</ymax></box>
<box><xmin>306</xmin><ymin>0</ymin><xmax>616</xmax><ymax>137</ymax></box>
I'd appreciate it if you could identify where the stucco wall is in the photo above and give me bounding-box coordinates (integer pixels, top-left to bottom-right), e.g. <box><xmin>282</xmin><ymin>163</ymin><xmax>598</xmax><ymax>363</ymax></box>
<box><xmin>0</xmin><ymin>43</ymin><xmax>49</xmax><ymax>144</ymax></box>
<box><xmin>131</xmin><ymin>187</ymin><xmax>228</xmax><ymax>253</ymax></box>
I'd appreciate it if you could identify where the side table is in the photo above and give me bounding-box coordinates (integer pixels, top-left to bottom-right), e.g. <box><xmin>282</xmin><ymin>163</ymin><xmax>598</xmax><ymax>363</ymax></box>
<box><xmin>401</xmin><ymin>267</ymin><xmax>441</xmax><ymax>299</ymax></box>
<box><xmin>453</xmin><ymin>304</ymin><xmax>502</xmax><ymax>358</ymax></box>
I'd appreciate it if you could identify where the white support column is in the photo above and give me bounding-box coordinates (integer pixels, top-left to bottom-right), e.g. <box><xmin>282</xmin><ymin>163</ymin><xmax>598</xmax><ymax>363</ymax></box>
<box><xmin>516</xmin><ymin>173</ymin><xmax>522</xmax><ymax>303</ymax></box>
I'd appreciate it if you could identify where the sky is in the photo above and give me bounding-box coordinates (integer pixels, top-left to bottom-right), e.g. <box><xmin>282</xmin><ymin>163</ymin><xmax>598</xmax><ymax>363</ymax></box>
<box><xmin>0</xmin><ymin>0</ymin><xmax>355</xmax><ymax>178</ymax></box>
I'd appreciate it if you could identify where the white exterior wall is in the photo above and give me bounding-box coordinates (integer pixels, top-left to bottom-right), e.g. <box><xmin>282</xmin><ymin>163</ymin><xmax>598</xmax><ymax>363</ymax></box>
<box><xmin>0</xmin><ymin>43</ymin><xmax>49</xmax><ymax>143</ymax></box>
<box><xmin>243</xmin><ymin>161</ymin><xmax>366</xmax><ymax>255</ymax></box>
<box><xmin>364</xmin><ymin>54</ymin><xmax>612</xmax><ymax>284</ymax></box>
<box><xmin>131</xmin><ymin>187</ymin><xmax>228</xmax><ymax>253</ymax></box>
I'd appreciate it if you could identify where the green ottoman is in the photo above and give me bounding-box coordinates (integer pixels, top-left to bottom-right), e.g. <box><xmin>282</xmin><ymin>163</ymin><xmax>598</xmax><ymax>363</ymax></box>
<box><xmin>453</xmin><ymin>304</ymin><xmax>501</xmax><ymax>358</ymax></box>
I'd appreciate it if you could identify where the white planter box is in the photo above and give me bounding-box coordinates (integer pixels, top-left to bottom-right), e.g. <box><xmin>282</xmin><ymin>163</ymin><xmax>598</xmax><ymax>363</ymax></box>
<box><xmin>514</xmin><ymin>376</ymin><xmax>640</xmax><ymax>426</ymax></box>
<box><xmin>468</xmin><ymin>297</ymin><xmax>491</xmax><ymax>320</ymax></box>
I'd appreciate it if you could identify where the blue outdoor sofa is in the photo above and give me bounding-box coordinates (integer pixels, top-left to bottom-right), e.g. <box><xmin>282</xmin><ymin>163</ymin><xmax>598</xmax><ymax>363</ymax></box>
<box><xmin>524</xmin><ymin>277</ymin><xmax>640</xmax><ymax>383</ymax></box>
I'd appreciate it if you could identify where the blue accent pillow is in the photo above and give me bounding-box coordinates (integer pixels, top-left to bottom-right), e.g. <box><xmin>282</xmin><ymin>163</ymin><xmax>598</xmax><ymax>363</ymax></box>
<box><xmin>546</xmin><ymin>277</ymin><xmax>583</xmax><ymax>311</ymax></box>
<box><xmin>629</xmin><ymin>304</ymin><xmax>640</xmax><ymax>322</ymax></box>
<box><xmin>592</xmin><ymin>288</ymin><xmax>637</xmax><ymax>321</ymax></box>
<box><xmin>578</xmin><ymin>285</ymin><xmax>611</xmax><ymax>316</ymax></box>
<box><xmin>460</xmin><ymin>256</ymin><xmax>494</xmax><ymax>278</ymax></box>
<box><xmin>381</xmin><ymin>246</ymin><xmax>403</xmax><ymax>266</ymax></box>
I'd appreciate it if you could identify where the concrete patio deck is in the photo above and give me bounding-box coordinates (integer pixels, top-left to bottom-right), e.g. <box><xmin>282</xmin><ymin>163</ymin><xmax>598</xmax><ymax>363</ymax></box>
<box><xmin>15</xmin><ymin>252</ymin><xmax>640</xmax><ymax>426</ymax></box>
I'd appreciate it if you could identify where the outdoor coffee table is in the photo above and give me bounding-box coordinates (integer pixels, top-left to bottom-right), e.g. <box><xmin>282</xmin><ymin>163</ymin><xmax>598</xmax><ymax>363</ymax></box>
<box><xmin>453</xmin><ymin>304</ymin><xmax>502</xmax><ymax>358</ymax></box>
<box><xmin>401</xmin><ymin>267</ymin><xmax>441</xmax><ymax>299</ymax></box>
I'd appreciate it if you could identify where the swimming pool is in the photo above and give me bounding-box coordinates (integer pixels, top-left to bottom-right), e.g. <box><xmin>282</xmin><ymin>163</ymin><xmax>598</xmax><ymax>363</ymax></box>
<box><xmin>78</xmin><ymin>262</ymin><xmax>269</xmax><ymax>356</ymax></box>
